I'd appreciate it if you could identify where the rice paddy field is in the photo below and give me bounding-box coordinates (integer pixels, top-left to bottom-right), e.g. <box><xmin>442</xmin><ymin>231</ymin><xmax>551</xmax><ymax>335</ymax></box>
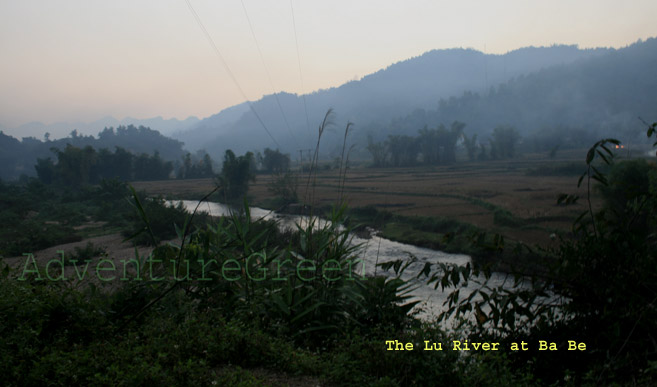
<box><xmin>133</xmin><ymin>150</ymin><xmax>598</xmax><ymax>248</ymax></box>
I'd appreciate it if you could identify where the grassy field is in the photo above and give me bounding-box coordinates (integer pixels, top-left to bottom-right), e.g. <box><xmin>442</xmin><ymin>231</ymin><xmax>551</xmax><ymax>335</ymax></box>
<box><xmin>133</xmin><ymin>150</ymin><xmax>597</xmax><ymax>249</ymax></box>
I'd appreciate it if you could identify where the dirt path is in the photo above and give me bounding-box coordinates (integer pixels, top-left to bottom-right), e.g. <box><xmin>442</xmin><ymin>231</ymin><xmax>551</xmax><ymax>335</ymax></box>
<box><xmin>3</xmin><ymin>233</ymin><xmax>164</xmax><ymax>285</ymax></box>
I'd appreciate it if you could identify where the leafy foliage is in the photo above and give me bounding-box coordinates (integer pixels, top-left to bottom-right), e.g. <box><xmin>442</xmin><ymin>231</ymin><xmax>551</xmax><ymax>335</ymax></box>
<box><xmin>0</xmin><ymin>180</ymin><xmax>84</xmax><ymax>256</ymax></box>
<box><xmin>2</xmin><ymin>124</ymin><xmax>184</xmax><ymax>181</ymax></box>
<box><xmin>37</xmin><ymin>144</ymin><xmax>174</xmax><ymax>186</ymax></box>
<box><xmin>176</xmin><ymin>152</ymin><xmax>215</xmax><ymax>179</ymax></box>
<box><xmin>216</xmin><ymin>150</ymin><xmax>256</xmax><ymax>202</ymax></box>
<box><xmin>426</xmin><ymin>121</ymin><xmax>657</xmax><ymax>384</ymax></box>
<box><xmin>267</xmin><ymin>170</ymin><xmax>298</xmax><ymax>205</ymax></box>
<box><xmin>367</xmin><ymin>121</ymin><xmax>468</xmax><ymax>167</ymax></box>
<box><xmin>489</xmin><ymin>126</ymin><xmax>521</xmax><ymax>159</ymax></box>
<box><xmin>259</xmin><ymin>148</ymin><xmax>291</xmax><ymax>174</ymax></box>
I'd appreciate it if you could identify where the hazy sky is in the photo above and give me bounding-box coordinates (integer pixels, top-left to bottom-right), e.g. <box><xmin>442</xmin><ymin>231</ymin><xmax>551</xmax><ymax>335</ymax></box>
<box><xmin>1</xmin><ymin>0</ymin><xmax>655</xmax><ymax>132</ymax></box>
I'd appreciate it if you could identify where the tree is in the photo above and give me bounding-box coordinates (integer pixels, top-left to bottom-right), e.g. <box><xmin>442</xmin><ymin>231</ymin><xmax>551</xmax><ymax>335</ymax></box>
<box><xmin>418</xmin><ymin>126</ymin><xmax>439</xmax><ymax>165</ymax></box>
<box><xmin>267</xmin><ymin>171</ymin><xmax>298</xmax><ymax>205</ymax></box>
<box><xmin>416</xmin><ymin>121</ymin><xmax>464</xmax><ymax>165</ymax></box>
<box><xmin>261</xmin><ymin>148</ymin><xmax>290</xmax><ymax>173</ymax></box>
<box><xmin>489</xmin><ymin>126</ymin><xmax>521</xmax><ymax>159</ymax></box>
<box><xmin>598</xmin><ymin>158</ymin><xmax>657</xmax><ymax>234</ymax></box>
<box><xmin>366</xmin><ymin>135</ymin><xmax>387</xmax><ymax>167</ymax></box>
<box><xmin>179</xmin><ymin>153</ymin><xmax>192</xmax><ymax>179</ymax></box>
<box><xmin>112</xmin><ymin>147</ymin><xmax>134</xmax><ymax>181</ymax></box>
<box><xmin>50</xmin><ymin>144</ymin><xmax>97</xmax><ymax>186</ymax></box>
<box><xmin>462</xmin><ymin>133</ymin><xmax>478</xmax><ymax>161</ymax></box>
<box><xmin>35</xmin><ymin>157</ymin><xmax>56</xmax><ymax>184</ymax></box>
<box><xmin>177</xmin><ymin>152</ymin><xmax>214</xmax><ymax>179</ymax></box>
<box><xmin>201</xmin><ymin>153</ymin><xmax>214</xmax><ymax>177</ymax></box>
<box><xmin>442</xmin><ymin>121</ymin><xmax>465</xmax><ymax>164</ymax></box>
<box><xmin>133</xmin><ymin>151</ymin><xmax>172</xmax><ymax>181</ymax></box>
<box><xmin>386</xmin><ymin>135</ymin><xmax>419</xmax><ymax>167</ymax></box>
<box><xmin>217</xmin><ymin>150</ymin><xmax>256</xmax><ymax>202</ymax></box>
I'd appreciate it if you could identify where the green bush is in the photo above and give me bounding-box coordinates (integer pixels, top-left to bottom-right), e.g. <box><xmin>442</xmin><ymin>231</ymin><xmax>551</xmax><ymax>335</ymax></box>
<box><xmin>598</xmin><ymin>158</ymin><xmax>657</xmax><ymax>218</ymax></box>
<box><xmin>492</xmin><ymin>208</ymin><xmax>524</xmax><ymax>227</ymax></box>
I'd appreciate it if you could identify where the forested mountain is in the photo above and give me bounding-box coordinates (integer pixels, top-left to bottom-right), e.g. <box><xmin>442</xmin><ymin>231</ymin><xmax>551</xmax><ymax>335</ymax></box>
<box><xmin>177</xmin><ymin>44</ymin><xmax>609</xmax><ymax>158</ymax></box>
<box><xmin>3</xmin><ymin>39</ymin><xmax>655</xmax><ymax>180</ymax></box>
<box><xmin>0</xmin><ymin>125</ymin><xmax>185</xmax><ymax>180</ymax></box>
<box><xmin>365</xmin><ymin>38</ymin><xmax>657</xmax><ymax>147</ymax></box>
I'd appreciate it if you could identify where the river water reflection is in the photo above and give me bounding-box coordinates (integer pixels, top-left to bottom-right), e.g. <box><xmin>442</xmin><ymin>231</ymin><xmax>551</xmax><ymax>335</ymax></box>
<box><xmin>172</xmin><ymin>200</ymin><xmax>509</xmax><ymax>322</ymax></box>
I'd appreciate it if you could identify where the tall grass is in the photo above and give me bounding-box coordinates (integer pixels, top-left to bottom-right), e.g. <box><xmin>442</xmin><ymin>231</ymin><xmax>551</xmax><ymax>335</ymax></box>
<box><xmin>338</xmin><ymin>121</ymin><xmax>354</xmax><ymax>203</ymax></box>
<box><xmin>303</xmin><ymin>108</ymin><xmax>333</xmax><ymax>210</ymax></box>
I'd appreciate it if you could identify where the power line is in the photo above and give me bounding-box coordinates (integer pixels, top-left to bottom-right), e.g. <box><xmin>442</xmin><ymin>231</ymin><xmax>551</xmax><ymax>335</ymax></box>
<box><xmin>289</xmin><ymin>0</ymin><xmax>311</xmax><ymax>135</ymax></box>
<box><xmin>183</xmin><ymin>0</ymin><xmax>281</xmax><ymax>149</ymax></box>
<box><xmin>240</xmin><ymin>0</ymin><xmax>298</xmax><ymax>149</ymax></box>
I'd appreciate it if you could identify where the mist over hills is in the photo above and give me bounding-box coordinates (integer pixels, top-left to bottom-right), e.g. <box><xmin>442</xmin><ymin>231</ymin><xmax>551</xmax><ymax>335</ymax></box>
<box><xmin>0</xmin><ymin>125</ymin><xmax>185</xmax><ymax>180</ymax></box>
<box><xmin>2</xmin><ymin>39</ymin><xmax>655</xmax><ymax>181</ymax></box>
<box><xmin>177</xmin><ymin>44</ymin><xmax>612</xmax><ymax>158</ymax></box>
<box><xmin>367</xmin><ymin>38</ymin><xmax>657</xmax><ymax>148</ymax></box>
<box><xmin>7</xmin><ymin>116</ymin><xmax>200</xmax><ymax>140</ymax></box>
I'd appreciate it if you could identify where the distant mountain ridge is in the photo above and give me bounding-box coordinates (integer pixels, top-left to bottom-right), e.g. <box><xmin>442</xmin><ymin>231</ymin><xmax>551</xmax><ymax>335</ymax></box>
<box><xmin>177</xmin><ymin>44</ymin><xmax>611</xmax><ymax>157</ymax></box>
<box><xmin>372</xmin><ymin>37</ymin><xmax>657</xmax><ymax>146</ymax></box>
<box><xmin>6</xmin><ymin>39</ymin><xmax>653</xmax><ymax>169</ymax></box>
<box><xmin>8</xmin><ymin>116</ymin><xmax>200</xmax><ymax>140</ymax></box>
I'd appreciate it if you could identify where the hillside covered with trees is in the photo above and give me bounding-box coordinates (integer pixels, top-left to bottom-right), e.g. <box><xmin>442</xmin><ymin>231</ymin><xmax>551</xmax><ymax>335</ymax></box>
<box><xmin>176</xmin><ymin>44</ymin><xmax>610</xmax><ymax>157</ymax></box>
<box><xmin>364</xmin><ymin>38</ymin><xmax>657</xmax><ymax>150</ymax></box>
<box><xmin>0</xmin><ymin>125</ymin><xmax>185</xmax><ymax>181</ymax></box>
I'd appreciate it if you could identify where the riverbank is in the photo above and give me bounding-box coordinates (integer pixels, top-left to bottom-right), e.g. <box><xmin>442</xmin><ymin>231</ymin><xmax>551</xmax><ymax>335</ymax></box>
<box><xmin>247</xmin><ymin>199</ymin><xmax>554</xmax><ymax>275</ymax></box>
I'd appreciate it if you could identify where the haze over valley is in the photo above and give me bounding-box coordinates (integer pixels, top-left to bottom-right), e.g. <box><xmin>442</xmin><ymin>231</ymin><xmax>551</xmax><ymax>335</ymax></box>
<box><xmin>2</xmin><ymin>38</ymin><xmax>656</xmax><ymax>180</ymax></box>
<box><xmin>2</xmin><ymin>2</ymin><xmax>657</xmax><ymax>385</ymax></box>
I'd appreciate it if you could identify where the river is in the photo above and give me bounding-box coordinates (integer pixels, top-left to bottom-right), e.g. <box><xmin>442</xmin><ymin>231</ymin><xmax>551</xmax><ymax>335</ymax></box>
<box><xmin>172</xmin><ymin>200</ymin><xmax>510</xmax><ymax>322</ymax></box>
